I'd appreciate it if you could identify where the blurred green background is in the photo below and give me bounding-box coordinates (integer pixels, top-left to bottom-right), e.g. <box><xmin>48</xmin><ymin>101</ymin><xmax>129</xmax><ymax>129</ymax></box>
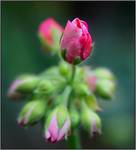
<box><xmin>2</xmin><ymin>1</ymin><xmax>135</xmax><ymax>149</ymax></box>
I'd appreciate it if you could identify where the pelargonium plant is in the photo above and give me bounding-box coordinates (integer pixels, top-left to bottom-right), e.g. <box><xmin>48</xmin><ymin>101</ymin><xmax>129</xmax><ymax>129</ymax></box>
<box><xmin>8</xmin><ymin>17</ymin><xmax>116</xmax><ymax>148</ymax></box>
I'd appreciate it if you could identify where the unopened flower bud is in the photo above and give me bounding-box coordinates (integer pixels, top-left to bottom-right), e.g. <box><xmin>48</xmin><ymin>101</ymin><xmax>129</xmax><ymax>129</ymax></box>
<box><xmin>60</xmin><ymin>18</ymin><xmax>93</xmax><ymax>64</ymax></box>
<box><xmin>96</xmin><ymin>79</ymin><xmax>115</xmax><ymax>99</ymax></box>
<box><xmin>18</xmin><ymin>99</ymin><xmax>46</xmax><ymax>126</ymax></box>
<box><xmin>38</xmin><ymin>18</ymin><xmax>63</xmax><ymax>53</ymax></box>
<box><xmin>81</xmin><ymin>102</ymin><xmax>101</xmax><ymax>137</ymax></box>
<box><xmin>7</xmin><ymin>79</ymin><xmax>24</xmax><ymax>99</ymax></box>
<box><xmin>8</xmin><ymin>75</ymin><xmax>39</xmax><ymax>99</ymax></box>
<box><xmin>59</xmin><ymin>62</ymin><xmax>70</xmax><ymax>77</ymax></box>
<box><xmin>44</xmin><ymin>105</ymin><xmax>71</xmax><ymax>143</ymax></box>
<box><xmin>34</xmin><ymin>80</ymin><xmax>54</xmax><ymax>96</ymax></box>
<box><xmin>93</xmin><ymin>67</ymin><xmax>115</xmax><ymax>80</ymax></box>
<box><xmin>74</xmin><ymin>83</ymin><xmax>90</xmax><ymax>97</ymax></box>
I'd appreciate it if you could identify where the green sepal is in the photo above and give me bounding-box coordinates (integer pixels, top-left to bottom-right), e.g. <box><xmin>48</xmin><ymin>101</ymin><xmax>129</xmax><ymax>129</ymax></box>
<box><xmin>18</xmin><ymin>99</ymin><xmax>46</xmax><ymax>126</ymax></box>
<box><xmin>73</xmin><ymin>57</ymin><xmax>82</xmax><ymax>65</ymax></box>
<box><xmin>85</xmin><ymin>94</ymin><xmax>102</xmax><ymax>111</ymax></box>
<box><xmin>74</xmin><ymin>83</ymin><xmax>90</xmax><ymax>97</ymax></box>
<box><xmin>44</xmin><ymin>109</ymin><xmax>57</xmax><ymax>129</ymax></box>
<box><xmin>34</xmin><ymin>79</ymin><xmax>55</xmax><ymax>96</ymax></box>
<box><xmin>61</xmin><ymin>49</ymin><xmax>67</xmax><ymax>60</ymax></box>
<box><xmin>51</xmin><ymin>27</ymin><xmax>62</xmax><ymax>52</ymax></box>
<box><xmin>16</xmin><ymin>75</ymin><xmax>39</xmax><ymax>93</ymax></box>
<box><xmin>80</xmin><ymin>101</ymin><xmax>101</xmax><ymax>134</ymax></box>
<box><xmin>38</xmin><ymin>33</ymin><xmax>53</xmax><ymax>52</ymax></box>
<box><xmin>56</xmin><ymin>105</ymin><xmax>69</xmax><ymax>128</ymax></box>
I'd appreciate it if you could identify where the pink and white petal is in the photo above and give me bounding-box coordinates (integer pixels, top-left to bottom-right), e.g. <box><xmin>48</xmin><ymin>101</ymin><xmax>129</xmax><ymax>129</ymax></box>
<box><xmin>45</xmin><ymin>130</ymin><xmax>51</xmax><ymax>139</ymax></box>
<box><xmin>48</xmin><ymin>115</ymin><xmax>59</xmax><ymax>141</ymax></box>
<box><xmin>57</xmin><ymin>119</ymin><xmax>70</xmax><ymax>141</ymax></box>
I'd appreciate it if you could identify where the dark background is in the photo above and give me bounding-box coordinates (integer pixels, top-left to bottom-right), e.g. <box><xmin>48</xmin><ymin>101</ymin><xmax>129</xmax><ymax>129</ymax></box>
<box><xmin>2</xmin><ymin>1</ymin><xmax>135</xmax><ymax>149</ymax></box>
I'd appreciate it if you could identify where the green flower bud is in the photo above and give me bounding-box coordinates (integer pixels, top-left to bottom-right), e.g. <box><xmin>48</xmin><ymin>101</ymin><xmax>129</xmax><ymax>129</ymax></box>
<box><xmin>74</xmin><ymin>83</ymin><xmax>90</xmax><ymax>97</ymax></box>
<box><xmin>18</xmin><ymin>99</ymin><xmax>46</xmax><ymax>126</ymax></box>
<box><xmin>15</xmin><ymin>75</ymin><xmax>39</xmax><ymax>93</ymax></box>
<box><xmin>80</xmin><ymin>102</ymin><xmax>101</xmax><ymax>137</ymax></box>
<box><xmin>93</xmin><ymin>67</ymin><xmax>115</xmax><ymax>80</ymax></box>
<box><xmin>59</xmin><ymin>62</ymin><xmax>70</xmax><ymax>77</ymax></box>
<box><xmin>34</xmin><ymin>80</ymin><xmax>54</xmax><ymax>96</ymax></box>
<box><xmin>96</xmin><ymin>79</ymin><xmax>116</xmax><ymax>99</ymax></box>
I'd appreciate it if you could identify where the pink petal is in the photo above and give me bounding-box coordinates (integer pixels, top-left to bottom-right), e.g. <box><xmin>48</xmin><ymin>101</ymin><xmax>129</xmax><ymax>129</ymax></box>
<box><xmin>57</xmin><ymin>119</ymin><xmax>70</xmax><ymax>141</ymax></box>
<box><xmin>60</xmin><ymin>20</ymin><xmax>82</xmax><ymax>50</ymax></box>
<box><xmin>48</xmin><ymin>115</ymin><xmax>59</xmax><ymax>141</ymax></box>
<box><xmin>45</xmin><ymin>130</ymin><xmax>51</xmax><ymax>139</ymax></box>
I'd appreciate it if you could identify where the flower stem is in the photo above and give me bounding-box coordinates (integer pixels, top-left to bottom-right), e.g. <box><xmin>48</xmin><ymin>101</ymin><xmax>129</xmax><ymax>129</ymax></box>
<box><xmin>67</xmin><ymin>127</ymin><xmax>81</xmax><ymax>149</ymax></box>
<box><xmin>67</xmin><ymin>65</ymin><xmax>82</xmax><ymax>148</ymax></box>
<box><xmin>71</xmin><ymin>65</ymin><xmax>76</xmax><ymax>83</ymax></box>
<box><xmin>63</xmin><ymin>86</ymin><xmax>72</xmax><ymax>106</ymax></box>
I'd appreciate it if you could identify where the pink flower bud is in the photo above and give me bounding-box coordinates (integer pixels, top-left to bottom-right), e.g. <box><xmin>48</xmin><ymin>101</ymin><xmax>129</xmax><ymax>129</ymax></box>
<box><xmin>44</xmin><ymin>106</ymin><xmax>71</xmax><ymax>143</ymax></box>
<box><xmin>60</xmin><ymin>18</ymin><xmax>93</xmax><ymax>64</ymax></box>
<box><xmin>38</xmin><ymin>18</ymin><xmax>63</xmax><ymax>51</ymax></box>
<box><xmin>81</xmin><ymin>101</ymin><xmax>101</xmax><ymax>137</ymax></box>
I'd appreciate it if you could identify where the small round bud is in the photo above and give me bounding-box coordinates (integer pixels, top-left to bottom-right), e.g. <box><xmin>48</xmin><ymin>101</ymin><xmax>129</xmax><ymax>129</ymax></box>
<box><xmin>18</xmin><ymin>99</ymin><xmax>46</xmax><ymax>126</ymax></box>
<box><xmin>59</xmin><ymin>62</ymin><xmax>70</xmax><ymax>77</ymax></box>
<box><xmin>96</xmin><ymin>79</ymin><xmax>116</xmax><ymax>99</ymax></box>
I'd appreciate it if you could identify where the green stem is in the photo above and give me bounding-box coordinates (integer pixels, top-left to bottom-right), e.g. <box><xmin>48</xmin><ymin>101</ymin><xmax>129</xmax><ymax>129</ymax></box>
<box><xmin>67</xmin><ymin>65</ymin><xmax>82</xmax><ymax>148</ymax></box>
<box><xmin>67</xmin><ymin>127</ymin><xmax>81</xmax><ymax>149</ymax></box>
<box><xmin>62</xmin><ymin>86</ymin><xmax>72</xmax><ymax>106</ymax></box>
<box><xmin>71</xmin><ymin>65</ymin><xmax>76</xmax><ymax>83</ymax></box>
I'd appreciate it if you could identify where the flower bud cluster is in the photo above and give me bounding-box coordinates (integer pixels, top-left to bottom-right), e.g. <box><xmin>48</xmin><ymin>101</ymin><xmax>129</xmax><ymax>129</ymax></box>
<box><xmin>7</xmin><ymin>17</ymin><xmax>116</xmax><ymax>145</ymax></box>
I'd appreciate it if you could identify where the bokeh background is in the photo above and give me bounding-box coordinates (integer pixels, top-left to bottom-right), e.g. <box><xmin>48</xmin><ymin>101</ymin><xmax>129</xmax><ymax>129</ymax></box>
<box><xmin>2</xmin><ymin>1</ymin><xmax>135</xmax><ymax>149</ymax></box>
